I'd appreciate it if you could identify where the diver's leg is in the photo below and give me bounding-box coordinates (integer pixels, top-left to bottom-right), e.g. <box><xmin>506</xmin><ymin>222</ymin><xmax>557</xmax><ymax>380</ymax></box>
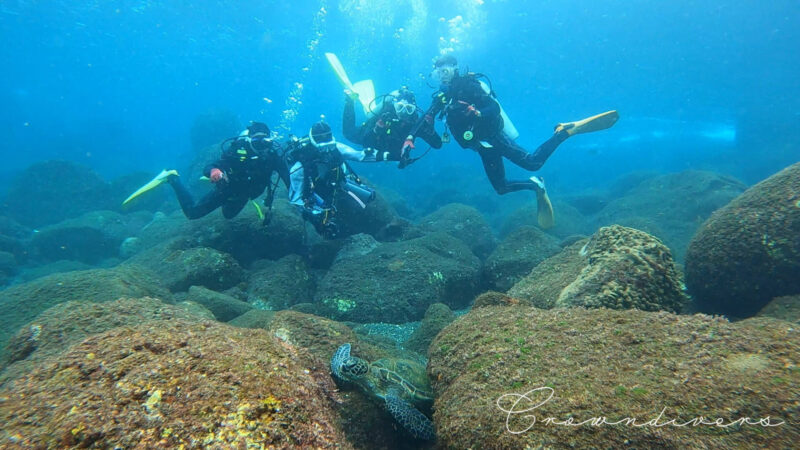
<box><xmin>498</xmin><ymin>131</ymin><xmax>569</xmax><ymax>172</ymax></box>
<box><xmin>221</xmin><ymin>195</ymin><xmax>249</xmax><ymax>219</ymax></box>
<box><xmin>342</xmin><ymin>97</ymin><xmax>361</xmax><ymax>144</ymax></box>
<box><xmin>477</xmin><ymin>147</ymin><xmax>540</xmax><ymax>194</ymax></box>
<box><xmin>288</xmin><ymin>161</ymin><xmax>306</xmax><ymax>206</ymax></box>
<box><xmin>168</xmin><ymin>178</ymin><xmax>223</xmax><ymax>219</ymax></box>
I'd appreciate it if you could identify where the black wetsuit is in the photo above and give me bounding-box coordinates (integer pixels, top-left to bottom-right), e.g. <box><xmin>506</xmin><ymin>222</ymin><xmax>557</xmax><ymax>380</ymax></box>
<box><xmin>423</xmin><ymin>73</ymin><xmax>569</xmax><ymax>194</ymax></box>
<box><xmin>343</xmin><ymin>97</ymin><xmax>441</xmax><ymax>162</ymax></box>
<box><xmin>169</xmin><ymin>137</ymin><xmax>289</xmax><ymax>219</ymax></box>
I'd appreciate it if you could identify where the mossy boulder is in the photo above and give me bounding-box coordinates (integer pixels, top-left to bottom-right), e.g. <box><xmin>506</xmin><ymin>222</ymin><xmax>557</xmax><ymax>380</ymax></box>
<box><xmin>416</xmin><ymin>203</ymin><xmax>497</xmax><ymax>259</ymax></box>
<box><xmin>247</xmin><ymin>254</ymin><xmax>315</xmax><ymax>309</ymax></box>
<box><xmin>501</xmin><ymin>200</ymin><xmax>593</xmax><ymax>240</ymax></box>
<box><xmin>594</xmin><ymin>170</ymin><xmax>747</xmax><ymax>262</ymax></box>
<box><xmin>509</xmin><ymin>225</ymin><xmax>687</xmax><ymax>313</ymax></box>
<box><xmin>315</xmin><ymin>232</ymin><xmax>481</xmax><ymax>323</ymax></box>
<box><xmin>429</xmin><ymin>306</ymin><xmax>800</xmax><ymax>449</ymax></box>
<box><xmin>1</xmin><ymin>297</ymin><xmax>209</xmax><ymax>383</ymax></box>
<box><xmin>227</xmin><ymin>309</ymin><xmax>277</xmax><ymax>329</ymax></box>
<box><xmin>0</xmin><ymin>266</ymin><xmax>169</xmax><ymax>361</ymax></box>
<box><xmin>0</xmin><ymin>320</ymin><xmax>349</xmax><ymax>448</ymax></box>
<box><xmin>757</xmin><ymin>295</ymin><xmax>800</xmax><ymax>324</ymax></box>
<box><xmin>685</xmin><ymin>162</ymin><xmax>800</xmax><ymax>317</ymax></box>
<box><xmin>133</xmin><ymin>198</ymin><xmax>305</xmax><ymax>265</ymax></box>
<box><xmin>186</xmin><ymin>285</ymin><xmax>253</xmax><ymax>322</ymax></box>
<box><xmin>1</xmin><ymin>160</ymin><xmax>113</xmax><ymax>228</ymax></box>
<box><xmin>404</xmin><ymin>303</ymin><xmax>456</xmax><ymax>355</ymax></box>
<box><xmin>29</xmin><ymin>210</ymin><xmax>151</xmax><ymax>264</ymax></box>
<box><xmin>125</xmin><ymin>239</ymin><xmax>243</xmax><ymax>292</ymax></box>
<box><xmin>483</xmin><ymin>225</ymin><xmax>561</xmax><ymax>291</ymax></box>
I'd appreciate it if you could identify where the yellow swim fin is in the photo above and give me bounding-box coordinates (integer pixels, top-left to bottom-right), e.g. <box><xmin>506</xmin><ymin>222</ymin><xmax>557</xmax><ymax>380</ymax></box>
<box><xmin>555</xmin><ymin>110</ymin><xmax>619</xmax><ymax>136</ymax></box>
<box><xmin>325</xmin><ymin>52</ymin><xmax>375</xmax><ymax>116</ymax></box>
<box><xmin>530</xmin><ymin>176</ymin><xmax>555</xmax><ymax>229</ymax></box>
<box><xmin>122</xmin><ymin>169</ymin><xmax>178</xmax><ymax>206</ymax></box>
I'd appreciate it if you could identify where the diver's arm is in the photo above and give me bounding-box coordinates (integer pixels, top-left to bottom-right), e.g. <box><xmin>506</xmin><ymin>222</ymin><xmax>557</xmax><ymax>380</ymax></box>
<box><xmin>335</xmin><ymin>142</ymin><xmax>377</xmax><ymax>162</ymax></box>
<box><xmin>416</xmin><ymin>116</ymin><xmax>443</xmax><ymax>149</ymax></box>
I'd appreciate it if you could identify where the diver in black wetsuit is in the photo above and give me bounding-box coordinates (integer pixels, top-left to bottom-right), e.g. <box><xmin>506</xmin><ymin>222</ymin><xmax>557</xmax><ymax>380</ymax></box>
<box><xmin>342</xmin><ymin>86</ymin><xmax>441</xmax><ymax>168</ymax></box>
<box><xmin>123</xmin><ymin>122</ymin><xmax>289</xmax><ymax>220</ymax></box>
<box><xmin>409</xmin><ymin>54</ymin><xmax>618</xmax><ymax>228</ymax></box>
<box><xmin>286</xmin><ymin>121</ymin><xmax>377</xmax><ymax>238</ymax></box>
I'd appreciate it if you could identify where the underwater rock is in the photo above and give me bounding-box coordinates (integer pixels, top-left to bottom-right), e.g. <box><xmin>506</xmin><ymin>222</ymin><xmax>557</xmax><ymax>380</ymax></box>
<box><xmin>125</xmin><ymin>238</ymin><xmax>243</xmax><ymax>292</ymax></box>
<box><xmin>266</xmin><ymin>310</ymin><xmax>360</xmax><ymax>362</ymax></box>
<box><xmin>334</xmin><ymin>187</ymin><xmax>409</xmax><ymax>241</ymax></box>
<box><xmin>429</xmin><ymin>306</ymin><xmax>800</xmax><ymax>449</ymax></box>
<box><xmin>685</xmin><ymin>162</ymin><xmax>800</xmax><ymax>318</ymax></box>
<box><xmin>472</xmin><ymin>290</ymin><xmax>522</xmax><ymax>308</ymax></box>
<box><xmin>0</xmin><ymin>266</ymin><xmax>170</xmax><ymax>361</ymax></box>
<box><xmin>509</xmin><ymin>225</ymin><xmax>687</xmax><ymax>313</ymax></box>
<box><xmin>757</xmin><ymin>295</ymin><xmax>800</xmax><ymax>323</ymax></box>
<box><xmin>189</xmin><ymin>108</ymin><xmax>241</xmax><ymax>152</ymax></box>
<box><xmin>0</xmin><ymin>251</ymin><xmax>16</xmax><ymax>286</ymax></box>
<box><xmin>1</xmin><ymin>160</ymin><xmax>113</xmax><ymax>228</ymax></box>
<box><xmin>227</xmin><ymin>309</ymin><xmax>277</xmax><ymax>329</ymax></box>
<box><xmin>1</xmin><ymin>297</ymin><xmax>209</xmax><ymax>383</ymax></box>
<box><xmin>29</xmin><ymin>210</ymin><xmax>150</xmax><ymax>264</ymax></box>
<box><xmin>186</xmin><ymin>285</ymin><xmax>252</xmax><ymax>322</ymax></box>
<box><xmin>594</xmin><ymin>170</ymin><xmax>747</xmax><ymax>262</ymax></box>
<box><xmin>0</xmin><ymin>215</ymin><xmax>30</xmax><ymax>240</ymax></box>
<box><xmin>0</xmin><ymin>320</ymin><xmax>348</xmax><ymax>448</ymax></box>
<box><xmin>315</xmin><ymin>231</ymin><xmax>482</xmax><ymax>323</ymax></box>
<box><xmin>247</xmin><ymin>254</ymin><xmax>315</xmax><ymax>310</ymax></box>
<box><xmin>501</xmin><ymin>200</ymin><xmax>593</xmax><ymax>240</ymax></box>
<box><xmin>415</xmin><ymin>203</ymin><xmax>497</xmax><ymax>260</ymax></box>
<box><xmin>15</xmin><ymin>259</ymin><xmax>94</xmax><ymax>283</ymax></box>
<box><xmin>404</xmin><ymin>303</ymin><xmax>456</xmax><ymax>355</ymax></box>
<box><xmin>483</xmin><ymin>225</ymin><xmax>562</xmax><ymax>292</ymax></box>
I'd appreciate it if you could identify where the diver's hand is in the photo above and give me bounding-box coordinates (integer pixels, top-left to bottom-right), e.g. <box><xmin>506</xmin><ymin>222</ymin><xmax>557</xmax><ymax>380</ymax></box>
<box><xmin>363</xmin><ymin>147</ymin><xmax>377</xmax><ymax>159</ymax></box>
<box><xmin>209</xmin><ymin>168</ymin><xmax>227</xmax><ymax>183</ymax></box>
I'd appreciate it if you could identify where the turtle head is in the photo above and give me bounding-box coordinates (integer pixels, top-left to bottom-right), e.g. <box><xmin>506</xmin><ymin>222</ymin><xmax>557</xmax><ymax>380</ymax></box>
<box><xmin>341</xmin><ymin>356</ymin><xmax>369</xmax><ymax>380</ymax></box>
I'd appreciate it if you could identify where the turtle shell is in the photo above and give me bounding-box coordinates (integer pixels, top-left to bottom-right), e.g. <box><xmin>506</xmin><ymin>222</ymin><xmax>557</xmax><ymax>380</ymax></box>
<box><xmin>367</xmin><ymin>358</ymin><xmax>433</xmax><ymax>406</ymax></box>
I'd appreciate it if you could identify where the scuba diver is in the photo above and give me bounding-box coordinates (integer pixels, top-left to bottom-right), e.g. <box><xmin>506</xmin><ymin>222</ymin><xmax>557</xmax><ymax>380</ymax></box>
<box><xmin>286</xmin><ymin>120</ymin><xmax>378</xmax><ymax>238</ymax></box>
<box><xmin>408</xmin><ymin>54</ymin><xmax>619</xmax><ymax>228</ymax></box>
<box><xmin>342</xmin><ymin>86</ymin><xmax>441</xmax><ymax>168</ymax></box>
<box><xmin>123</xmin><ymin>122</ymin><xmax>289</xmax><ymax>221</ymax></box>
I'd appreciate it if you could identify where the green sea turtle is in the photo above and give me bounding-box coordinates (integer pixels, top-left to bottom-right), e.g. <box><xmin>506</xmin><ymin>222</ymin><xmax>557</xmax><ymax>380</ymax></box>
<box><xmin>330</xmin><ymin>343</ymin><xmax>435</xmax><ymax>441</ymax></box>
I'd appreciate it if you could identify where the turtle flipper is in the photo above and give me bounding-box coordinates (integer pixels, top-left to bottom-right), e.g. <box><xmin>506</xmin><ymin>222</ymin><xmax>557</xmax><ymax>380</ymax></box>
<box><xmin>330</xmin><ymin>343</ymin><xmax>351</xmax><ymax>382</ymax></box>
<box><xmin>384</xmin><ymin>394</ymin><xmax>435</xmax><ymax>441</ymax></box>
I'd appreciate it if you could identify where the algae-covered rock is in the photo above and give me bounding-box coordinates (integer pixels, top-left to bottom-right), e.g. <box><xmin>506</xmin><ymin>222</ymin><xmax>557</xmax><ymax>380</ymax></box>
<box><xmin>757</xmin><ymin>295</ymin><xmax>800</xmax><ymax>323</ymax></box>
<box><xmin>29</xmin><ymin>210</ymin><xmax>150</xmax><ymax>264</ymax></box>
<box><xmin>0</xmin><ymin>266</ymin><xmax>170</xmax><ymax>360</ymax></box>
<box><xmin>686</xmin><ymin>162</ymin><xmax>800</xmax><ymax>317</ymax></box>
<box><xmin>247</xmin><ymin>254</ymin><xmax>315</xmax><ymax>309</ymax></box>
<box><xmin>186</xmin><ymin>285</ymin><xmax>252</xmax><ymax>322</ymax></box>
<box><xmin>315</xmin><ymin>232</ymin><xmax>481</xmax><ymax>323</ymax></box>
<box><xmin>0</xmin><ymin>320</ymin><xmax>349</xmax><ymax>448</ymax></box>
<box><xmin>125</xmin><ymin>238</ymin><xmax>243</xmax><ymax>292</ymax></box>
<box><xmin>594</xmin><ymin>170</ymin><xmax>747</xmax><ymax>262</ymax></box>
<box><xmin>429</xmin><ymin>306</ymin><xmax>800</xmax><ymax>449</ymax></box>
<box><xmin>509</xmin><ymin>225</ymin><xmax>687</xmax><ymax>312</ymax></box>
<box><xmin>266</xmin><ymin>310</ymin><xmax>359</xmax><ymax>362</ymax></box>
<box><xmin>483</xmin><ymin>225</ymin><xmax>561</xmax><ymax>291</ymax></box>
<box><xmin>404</xmin><ymin>303</ymin><xmax>456</xmax><ymax>355</ymax></box>
<box><xmin>227</xmin><ymin>309</ymin><xmax>277</xmax><ymax>329</ymax></box>
<box><xmin>472</xmin><ymin>290</ymin><xmax>522</xmax><ymax>308</ymax></box>
<box><xmin>1</xmin><ymin>160</ymin><xmax>113</xmax><ymax>228</ymax></box>
<box><xmin>416</xmin><ymin>203</ymin><xmax>497</xmax><ymax>259</ymax></box>
<box><xmin>501</xmin><ymin>200</ymin><xmax>593</xmax><ymax>240</ymax></box>
<box><xmin>1</xmin><ymin>297</ymin><xmax>209</xmax><ymax>382</ymax></box>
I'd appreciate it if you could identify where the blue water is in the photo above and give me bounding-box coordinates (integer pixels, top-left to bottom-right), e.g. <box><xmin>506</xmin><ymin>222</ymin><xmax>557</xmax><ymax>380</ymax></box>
<box><xmin>1</xmin><ymin>0</ymin><xmax>798</xmax><ymax>193</ymax></box>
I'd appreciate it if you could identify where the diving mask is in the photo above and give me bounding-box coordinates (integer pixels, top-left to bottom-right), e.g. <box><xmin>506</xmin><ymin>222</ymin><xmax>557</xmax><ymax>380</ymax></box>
<box><xmin>432</xmin><ymin>64</ymin><xmax>457</xmax><ymax>85</ymax></box>
<box><xmin>249</xmin><ymin>134</ymin><xmax>271</xmax><ymax>152</ymax></box>
<box><xmin>393</xmin><ymin>99</ymin><xmax>416</xmax><ymax>117</ymax></box>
